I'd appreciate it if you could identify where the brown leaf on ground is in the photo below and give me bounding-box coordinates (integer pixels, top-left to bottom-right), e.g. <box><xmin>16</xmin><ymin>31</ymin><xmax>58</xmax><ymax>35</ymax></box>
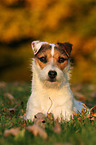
<box><xmin>34</xmin><ymin>112</ymin><xmax>45</xmax><ymax>122</ymax></box>
<box><xmin>33</xmin><ymin>112</ymin><xmax>46</xmax><ymax>128</ymax></box>
<box><xmin>89</xmin><ymin>116</ymin><xmax>95</xmax><ymax>121</ymax></box>
<box><xmin>74</xmin><ymin>92</ymin><xmax>86</xmax><ymax>102</ymax></box>
<box><xmin>79</xmin><ymin>96</ymin><xmax>87</xmax><ymax>102</ymax></box>
<box><xmin>34</xmin><ymin>119</ymin><xmax>46</xmax><ymax>129</ymax></box>
<box><xmin>91</xmin><ymin>92</ymin><xmax>96</xmax><ymax>98</ymax></box>
<box><xmin>71</xmin><ymin>84</ymin><xmax>82</xmax><ymax>92</ymax></box>
<box><xmin>4</xmin><ymin>128</ymin><xmax>20</xmax><ymax>137</ymax></box>
<box><xmin>8</xmin><ymin>108</ymin><xmax>17</xmax><ymax>114</ymax></box>
<box><xmin>93</xmin><ymin>112</ymin><xmax>96</xmax><ymax>117</ymax></box>
<box><xmin>90</xmin><ymin>106</ymin><xmax>96</xmax><ymax>118</ymax></box>
<box><xmin>72</xmin><ymin>111</ymin><xmax>78</xmax><ymax>116</ymax></box>
<box><xmin>72</xmin><ymin>103</ymin><xmax>88</xmax><ymax>117</ymax></box>
<box><xmin>4</xmin><ymin>93</ymin><xmax>17</xmax><ymax>104</ymax></box>
<box><xmin>80</xmin><ymin>103</ymin><xmax>87</xmax><ymax>114</ymax></box>
<box><xmin>81</xmin><ymin>108</ymin><xmax>86</xmax><ymax>115</ymax></box>
<box><xmin>90</xmin><ymin>106</ymin><xmax>96</xmax><ymax>113</ymax></box>
<box><xmin>53</xmin><ymin>119</ymin><xmax>61</xmax><ymax>134</ymax></box>
<box><xmin>26</xmin><ymin>124</ymin><xmax>48</xmax><ymax>139</ymax></box>
<box><xmin>72</xmin><ymin>103</ymin><xmax>96</xmax><ymax>123</ymax></box>
<box><xmin>0</xmin><ymin>82</ymin><xmax>6</xmax><ymax>88</ymax></box>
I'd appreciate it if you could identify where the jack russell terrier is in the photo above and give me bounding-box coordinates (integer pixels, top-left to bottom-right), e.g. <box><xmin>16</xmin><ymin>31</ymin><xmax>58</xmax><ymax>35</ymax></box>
<box><xmin>25</xmin><ymin>41</ymin><xmax>86</xmax><ymax>121</ymax></box>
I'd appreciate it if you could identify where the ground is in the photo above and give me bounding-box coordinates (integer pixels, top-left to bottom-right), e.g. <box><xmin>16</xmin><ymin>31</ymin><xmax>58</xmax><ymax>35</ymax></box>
<box><xmin>0</xmin><ymin>82</ymin><xmax>96</xmax><ymax>145</ymax></box>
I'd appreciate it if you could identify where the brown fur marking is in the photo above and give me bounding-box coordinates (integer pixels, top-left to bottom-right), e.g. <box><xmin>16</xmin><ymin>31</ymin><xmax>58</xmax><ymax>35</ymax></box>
<box><xmin>53</xmin><ymin>50</ymin><xmax>68</xmax><ymax>70</ymax></box>
<box><xmin>36</xmin><ymin>49</ymin><xmax>51</xmax><ymax>69</ymax></box>
<box><xmin>35</xmin><ymin>46</ymin><xmax>68</xmax><ymax>70</ymax></box>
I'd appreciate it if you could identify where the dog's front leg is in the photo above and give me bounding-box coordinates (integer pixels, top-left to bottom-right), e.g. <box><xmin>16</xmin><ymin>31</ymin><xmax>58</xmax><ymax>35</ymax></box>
<box><xmin>52</xmin><ymin>106</ymin><xmax>73</xmax><ymax>121</ymax></box>
<box><xmin>25</xmin><ymin>96</ymin><xmax>41</xmax><ymax>121</ymax></box>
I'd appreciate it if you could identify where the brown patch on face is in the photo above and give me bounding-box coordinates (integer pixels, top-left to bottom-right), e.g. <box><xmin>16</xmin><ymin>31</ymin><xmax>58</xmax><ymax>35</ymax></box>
<box><xmin>35</xmin><ymin>44</ymin><xmax>69</xmax><ymax>70</ymax></box>
<box><xmin>53</xmin><ymin>49</ymin><xmax>68</xmax><ymax>70</ymax></box>
<box><xmin>35</xmin><ymin>44</ymin><xmax>52</xmax><ymax>69</ymax></box>
<box><xmin>56</xmin><ymin>42</ymin><xmax>72</xmax><ymax>58</ymax></box>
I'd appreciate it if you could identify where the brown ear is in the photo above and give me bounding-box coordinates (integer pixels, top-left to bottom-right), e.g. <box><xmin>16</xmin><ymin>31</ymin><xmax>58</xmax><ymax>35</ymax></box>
<box><xmin>56</xmin><ymin>42</ymin><xmax>72</xmax><ymax>57</ymax></box>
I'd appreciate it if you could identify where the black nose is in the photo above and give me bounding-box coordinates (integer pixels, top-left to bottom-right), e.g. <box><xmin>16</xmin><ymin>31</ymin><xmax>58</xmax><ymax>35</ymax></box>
<box><xmin>48</xmin><ymin>70</ymin><xmax>57</xmax><ymax>79</ymax></box>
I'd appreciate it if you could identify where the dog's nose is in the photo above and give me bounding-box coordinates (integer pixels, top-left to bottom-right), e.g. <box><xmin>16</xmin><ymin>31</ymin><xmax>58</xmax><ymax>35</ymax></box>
<box><xmin>48</xmin><ymin>70</ymin><xmax>57</xmax><ymax>79</ymax></box>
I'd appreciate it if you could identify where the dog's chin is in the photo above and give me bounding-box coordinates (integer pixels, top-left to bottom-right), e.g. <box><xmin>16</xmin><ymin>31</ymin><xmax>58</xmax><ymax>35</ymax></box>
<box><xmin>42</xmin><ymin>79</ymin><xmax>61</xmax><ymax>88</ymax></box>
<box><xmin>48</xmin><ymin>78</ymin><xmax>56</xmax><ymax>82</ymax></box>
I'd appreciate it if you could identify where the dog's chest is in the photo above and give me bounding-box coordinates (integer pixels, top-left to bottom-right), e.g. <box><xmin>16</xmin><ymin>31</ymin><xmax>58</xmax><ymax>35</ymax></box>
<box><xmin>37</xmin><ymin>87</ymin><xmax>73</xmax><ymax>113</ymax></box>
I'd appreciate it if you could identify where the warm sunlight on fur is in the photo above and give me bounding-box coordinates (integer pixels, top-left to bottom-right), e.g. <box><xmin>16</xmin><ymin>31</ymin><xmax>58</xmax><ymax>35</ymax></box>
<box><xmin>25</xmin><ymin>41</ymin><xmax>87</xmax><ymax>121</ymax></box>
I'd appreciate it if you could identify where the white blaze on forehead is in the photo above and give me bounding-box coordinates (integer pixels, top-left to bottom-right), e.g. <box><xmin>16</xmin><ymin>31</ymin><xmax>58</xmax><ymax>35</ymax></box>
<box><xmin>50</xmin><ymin>44</ymin><xmax>55</xmax><ymax>56</ymax></box>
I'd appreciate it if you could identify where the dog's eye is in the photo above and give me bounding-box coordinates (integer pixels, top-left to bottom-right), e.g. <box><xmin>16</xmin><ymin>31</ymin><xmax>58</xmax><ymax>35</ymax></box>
<box><xmin>58</xmin><ymin>57</ymin><xmax>67</xmax><ymax>63</ymax></box>
<box><xmin>39</xmin><ymin>56</ymin><xmax>47</xmax><ymax>63</ymax></box>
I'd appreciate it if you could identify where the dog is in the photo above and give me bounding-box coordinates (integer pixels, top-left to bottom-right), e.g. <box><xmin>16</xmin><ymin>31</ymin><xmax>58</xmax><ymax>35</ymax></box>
<box><xmin>25</xmin><ymin>40</ymin><xmax>86</xmax><ymax>121</ymax></box>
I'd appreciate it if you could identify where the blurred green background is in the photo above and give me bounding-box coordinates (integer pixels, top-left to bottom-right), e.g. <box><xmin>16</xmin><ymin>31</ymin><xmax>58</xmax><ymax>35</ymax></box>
<box><xmin>0</xmin><ymin>0</ymin><xmax>96</xmax><ymax>83</ymax></box>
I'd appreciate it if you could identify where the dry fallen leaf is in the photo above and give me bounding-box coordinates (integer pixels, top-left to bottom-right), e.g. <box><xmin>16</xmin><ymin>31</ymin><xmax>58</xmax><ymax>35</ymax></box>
<box><xmin>4</xmin><ymin>93</ymin><xmax>17</xmax><ymax>104</ymax></box>
<box><xmin>93</xmin><ymin>112</ymin><xmax>96</xmax><ymax>117</ymax></box>
<box><xmin>72</xmin><ymin>111</ymin><xmax>78</xmax><ymax>116</ymax></box>
<box><xmin>72</xmin><ymin>103</ymin><xmax>88</xmax><ymax>117</ymax></box>
<box><xmin>8</xmin><ymin>108</ymin><xmax>17</xmax><ymax>114</ymax></box>
<box><xmin>0</xmin><ymin>82</ymin><xmax>6</xmax><ymax>88</ymax></box>
<box><xmin>74</xmin><ymin>92</ymin><xmax>86</xmax><ymax>102</ymax></box>
<box><xmin>80</xmin><ymin>103</ymin><xmax>87</xmax><ymax>114</ymax></box>
<box><xmin>71</xmin><ymin>84</ymin><xmax>82</xmax><ymax>92</ymax></box>
<box><xmin>33</xmin><ymin>112</ymin><xmax>46</xmax><ymax>128</ymax></box>
<box><xmin>91</xmin><ymin>92</ymin><xmax>96</xmax><ymax>98</ymax></box>
<box><xmin>90</xmin><ymin>106</ymin><xmax>96</xmax><ymax>113</ymax></box>
<box><xmin>4</xmin><ymin>128</ymin><xmax>20</xmax><ymax>137</ymax></box>
<box><xmin>34</xmin><ymin>119</ymin><xmax>46</xmax><ymax>129</ymax></box>
<box><xmin>72</xmin><ymin>103</ymin><xmax>96</xmax><ymax>123</ymax></box>
<box><xmin>90</xmin><ymin>106</ymin><xmax>96</xmax><ymax>118</ymax></box>
<box><xmin>89</xmin><ymin>116</ymin><xmax>95</xmax><ymax>121</ymax></box>
<box><xmin>26</xmin><ymin>124</ymin><xmax>48</xmax><ymax>139</ymax></box>
<box><xmin>34</xmin><ymin>112</ymin><xmax>45</xmax><ymax>122</ymax></box>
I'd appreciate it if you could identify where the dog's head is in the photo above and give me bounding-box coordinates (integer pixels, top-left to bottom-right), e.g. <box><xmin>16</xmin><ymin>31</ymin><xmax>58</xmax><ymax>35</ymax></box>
<box><xmin>31</xmin><ymin>41</ymin><xmax>72</xmax><ymax>88</ymax></box>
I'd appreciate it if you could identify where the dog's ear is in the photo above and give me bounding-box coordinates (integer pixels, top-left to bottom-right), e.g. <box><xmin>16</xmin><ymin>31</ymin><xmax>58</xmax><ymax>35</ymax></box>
<box><xmin>31</xmin><ymin>40</ymin><xmax>42</xmax><ymax>55</ymax></box>
<box><xmin>56</xmin><ymin>42</ymin><xmax>72</xmax><ymax>57</ymax></box>
<box><xmin>31</xmin><ymin>41</ymin><xmax>49</xmax><ymax>55</ymax></box>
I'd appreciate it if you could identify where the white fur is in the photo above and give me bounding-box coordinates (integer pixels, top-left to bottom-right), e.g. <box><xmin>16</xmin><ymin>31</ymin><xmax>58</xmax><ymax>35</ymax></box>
<box><xmin>51</xmin><ymin>44</ymin><xmax>55</xmax><ymax>56</ymax></box>
<box><xmin>25</xmin><ymin>53</ymin><xmax>86</xmax><ymax>121</ymax></box>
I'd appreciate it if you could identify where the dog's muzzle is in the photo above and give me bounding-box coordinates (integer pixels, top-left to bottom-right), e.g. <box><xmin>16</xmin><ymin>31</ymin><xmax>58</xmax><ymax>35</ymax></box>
<box><xmin>48</xmin><ymin>70</ymin><xmax>57</xmax><ymax>82</ymax></box>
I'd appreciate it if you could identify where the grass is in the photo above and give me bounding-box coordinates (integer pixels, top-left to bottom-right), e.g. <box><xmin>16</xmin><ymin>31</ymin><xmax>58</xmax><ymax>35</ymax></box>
<box><xmin>0</xmin><ymin>82</ymin><xmax>96</xmax><ymax>145</ymax></box>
